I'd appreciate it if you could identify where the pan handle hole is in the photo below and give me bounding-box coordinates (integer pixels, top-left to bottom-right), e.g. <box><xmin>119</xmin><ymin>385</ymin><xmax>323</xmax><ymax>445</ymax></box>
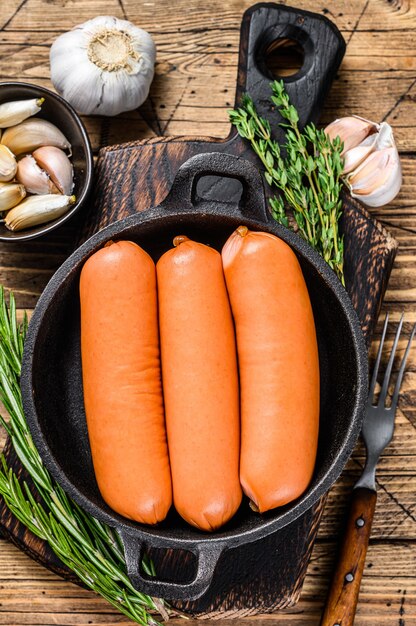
<box><xmin>195</xmin><ymin>175</ymin><xmax>243</xmax><ymax>206</ymax></box>
<box><xmin>264</xmin><ymin>38</ymin><xmax>305</xmax><ymax>78</ymax></box>
<box><xmin>141</xmin><ymin>547</ymin><xmax>197</xmax><ymax>584</ymax></box>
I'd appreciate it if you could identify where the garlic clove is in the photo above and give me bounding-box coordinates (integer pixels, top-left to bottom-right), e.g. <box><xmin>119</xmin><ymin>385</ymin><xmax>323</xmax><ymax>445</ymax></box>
<box><xmin>1</xmin><ymin>118</ymin><xmax>71</xmax><ymax>156</ymax></box>
<box><xmin>0</xmin><ymin>145</ymin><xmax>17</xmax><ymax>182</ymax></box>
<box><xmin>340</xmin><ymin>116</ymin><xmax>402</xmax><ymax>208</ymax></box>
<box><xmin>348</xmin><ymin>150</ymin><xmax>390</xmax><ymax>194</ymax></box>
<box><xmin>347</xmin><ymin>147</ymin><xmax>402</xmax><ymax>207</ymax></box>
<box><xmin>342</xmin><ymin>143</ymin><xmax>375</xmax><ymax>174</ymax></box>
<box><xmin>325</xmin><ymin>116</ymin><xmax>378</xmax><ymax>155</ymax></box>
<box><xmin>0</xmin><ymin>98</ymin><xmax>44</xmax><ymax>129</ymax></box>
<box><xmin>373</xmin><ymin>121</ymin><xmax>396</xmax><ymax>151</ymax></box>
<box><xmin>16</xmin><ymin>155</ymin><xmax>59</xmax><ymax>195</ymax></box>
<box><xmin>33</xmin><ymin>146</ymin><xmax>74</xmax><ymax>195</ymax></box>
<box><xmin>4</xmin><ymin>194</ymin><xmax>76</xmax><ymax>231</ymax></box>
<box><xmin>0</xmin><ymin>182</ymin><xmax>26</xmax><ymax>212</ymax></box>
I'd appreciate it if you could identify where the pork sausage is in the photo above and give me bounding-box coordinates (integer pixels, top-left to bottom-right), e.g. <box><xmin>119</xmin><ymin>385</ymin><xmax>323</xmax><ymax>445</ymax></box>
<box><xmin>222</xmin><ymin>226</ymin><xmax>319</xmax><ymax>513</ymax></box>
<box><xmin>157</xmin><ymin>236</ymin><xmax>242</xmax><ymax>531</ymax></box>
<box><xmin>80</xmin><ymin>240</ymin><xmax>172</xmax><ymax>524</ymax></box>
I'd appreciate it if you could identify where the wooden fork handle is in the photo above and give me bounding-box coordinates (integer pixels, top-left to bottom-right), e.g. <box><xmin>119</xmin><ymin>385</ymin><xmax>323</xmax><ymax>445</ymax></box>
<box><xmin>320</xmin><ymin>487</ymin><xmax>377</xmax><ymax>626</ymax></box>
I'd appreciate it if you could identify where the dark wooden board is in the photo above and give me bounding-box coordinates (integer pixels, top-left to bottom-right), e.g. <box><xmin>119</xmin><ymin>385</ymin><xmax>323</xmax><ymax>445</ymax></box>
<box><xmin>0</xmin><ymin>2</ymin><xmax>398</xmax><ymax>620</ymax></box>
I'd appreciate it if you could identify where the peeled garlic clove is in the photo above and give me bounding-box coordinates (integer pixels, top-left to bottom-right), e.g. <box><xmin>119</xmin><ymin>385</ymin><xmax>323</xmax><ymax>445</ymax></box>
<box><xmin>0</xmin><ymin>182</ymin><xmax>26</xmax><ymax>212</ymax></box>
<box><xmin>4</xmin><ymin>194</ymin><xmax>75</xmax><ymax>231</ymax></box>
<box><xmin>0</xmin><ymin>98</ymin><xmax>44</xmax><ymax>128</ymax></box>
<box><xmin>1</xmin><ymin>118</ymin><xmax>71</xmax><ymax>156</ymax></box>
<box><xmin>33</xmin><ymin>146</ymin><xmax>74</xmax><ymax>195</ymax></box>
<box><xmin>325</xmin><ymin>116</ymin><xmax>378</xmax><ymax>155</ymax></box>
<box><xmin>347</xmin><ymin>147</ymin><xmax>402</xmax><ymax>207</ymax></box>
<box><xmin>16</xmin><ymin>155</ymin><xmax>59</xmax><ymax>195</ymax></box>
<box><xmin>0</xmin><ymin>145</ymin><xmax>17</xmax><ymax>182</ymax></box>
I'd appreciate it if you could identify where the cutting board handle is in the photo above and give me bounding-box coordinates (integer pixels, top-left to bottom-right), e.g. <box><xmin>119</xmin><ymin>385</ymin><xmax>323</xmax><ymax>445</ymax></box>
<box><xmin>160</xmin><ymin>152</ymin><xmax>271</xmax><ymax>223</ymax></box>
<box><xmin>234</xmin><ymin>3</ymin><xmax>346</xmax><ymax>133</ymax></box>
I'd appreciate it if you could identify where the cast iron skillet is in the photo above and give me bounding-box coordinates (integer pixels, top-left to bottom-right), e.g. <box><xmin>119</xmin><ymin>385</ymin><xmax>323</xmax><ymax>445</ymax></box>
<box><xmin>21</xmin><ymin>152</ymin><xmax>368</xmax><ymax>601</ymax></box>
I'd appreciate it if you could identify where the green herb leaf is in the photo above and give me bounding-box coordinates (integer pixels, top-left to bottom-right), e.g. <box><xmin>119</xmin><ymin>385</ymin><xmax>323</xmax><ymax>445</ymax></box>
<box><xmin>229</xmin><ymin>80</ymin><xmax>345</xmax><ymax>284</ymax></box>
<box><xmin>0</xmin><ymin>288</ymin><xmax>176</xmax><ymax>625</ymax></box>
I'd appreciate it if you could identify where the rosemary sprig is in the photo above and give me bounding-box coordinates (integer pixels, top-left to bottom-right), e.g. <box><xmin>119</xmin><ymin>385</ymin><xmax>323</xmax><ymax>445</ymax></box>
<box><xmin>229</xmin><ymin>79</ymin><xmax>345</xmax><ymax>284</ymax></box>
<box><xmin>0</xmin><ymin>288</ymin><xmax>173</xmax><ymax>626</ymax></box>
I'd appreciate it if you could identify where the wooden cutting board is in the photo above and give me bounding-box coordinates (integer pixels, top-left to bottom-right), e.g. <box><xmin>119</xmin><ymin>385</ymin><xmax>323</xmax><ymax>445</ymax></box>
<box><xmin>0</xmin><ymin>2</ymin><xmax>398</xmax><ymax>619</ymax></box>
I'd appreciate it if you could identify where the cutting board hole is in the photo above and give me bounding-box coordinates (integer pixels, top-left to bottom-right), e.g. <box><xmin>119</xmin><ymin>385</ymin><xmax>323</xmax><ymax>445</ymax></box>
<box><xmin>264</xmin><ymin>38</ymin><xmax>304</xmax><ymax>78</ymax></box>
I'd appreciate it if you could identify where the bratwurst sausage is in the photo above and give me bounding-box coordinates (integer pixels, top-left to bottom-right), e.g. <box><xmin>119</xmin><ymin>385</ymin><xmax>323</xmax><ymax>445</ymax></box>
<box><xmin>222</xmin><ymin>227</ymin><xmax>320</xmax><ymax>513</ymax></box>
<box><xmin>80</xmin><ymin>240</ymin><xmax>172</xmax><ymax>524</ymax></box>
<box><xmin>157</xmin><ymin>236</ymin><xmax>242</xmax><ymax>531</ymax></box>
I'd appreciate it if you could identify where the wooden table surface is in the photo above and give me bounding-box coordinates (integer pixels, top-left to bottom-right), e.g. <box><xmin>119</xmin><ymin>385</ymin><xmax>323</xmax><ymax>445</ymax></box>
<box><xmin>0</xmin><ymin>0</ymin><xmax>415</xmax><ymax>624</ymax></box>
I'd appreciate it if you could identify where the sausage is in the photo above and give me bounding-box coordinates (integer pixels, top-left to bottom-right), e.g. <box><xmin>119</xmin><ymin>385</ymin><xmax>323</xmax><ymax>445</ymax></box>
<box><xmin>79</xmin><ymin>240</ymin><xmax>172</xmax><ymax>524</ymax></box>
<box><xmin>157</xmin><ymin>236</ymin><xmax>242</xmax><ymax>531</ymax></box>
<box><xmin>222</xmin><ymin>226</ymin><xmax>320</xmax><ymax>512</ymax></box>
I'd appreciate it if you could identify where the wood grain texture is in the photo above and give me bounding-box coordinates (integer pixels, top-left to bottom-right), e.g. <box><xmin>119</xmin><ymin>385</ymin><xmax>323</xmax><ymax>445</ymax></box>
<box><xmin>1</xmin><ymin>2</ymin><xmax>396</xmax><ymax>618</ymax></box>
<box><xmin>0</xmin><ymin>0</ymin><xmax>415</xmax><ymax>624</ymax></box>
<box><xmin>320</xmin><ymin>487</ymin><xmax>377</xmax><ymax>626</ymax></box>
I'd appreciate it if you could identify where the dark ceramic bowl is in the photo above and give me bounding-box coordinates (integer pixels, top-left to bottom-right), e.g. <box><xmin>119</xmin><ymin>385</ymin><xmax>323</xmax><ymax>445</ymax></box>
<box><xmin>0</xmin><ymin>82</ymin><xmax>93</xmax><ymax>241</ymax></box>
<box><xmin>21</xmin><ymin>153</ymin><xmax>368</xmax><ymax>601</ymax></box>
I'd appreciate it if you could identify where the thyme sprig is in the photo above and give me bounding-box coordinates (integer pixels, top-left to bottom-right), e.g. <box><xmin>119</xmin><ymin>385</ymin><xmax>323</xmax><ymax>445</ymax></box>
<box><xmin>229</xmin><ymin>80</ymin><xmax>345</xmax><ymax>284</ymax></box>
<box><xmin>0</xmin><ymin>288</ymin><xmax>173</xmax><ymax>626</ymax></box>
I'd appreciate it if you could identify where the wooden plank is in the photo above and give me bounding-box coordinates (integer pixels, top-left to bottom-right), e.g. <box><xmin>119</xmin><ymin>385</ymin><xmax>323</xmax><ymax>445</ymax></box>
<box><xmin>320</xmin><ymin>475</ymin><xmax>416</xmax><ymax>540</ymax></box>
<box><xmin>0</xmin><ymin>540</ymin><xmax>415</xmax><ymax>625</ymax></box>
<box><xmin>3</xmin><ymin>0</ymin><xmax>416</xmax><ymax>34</ymax></box>
<box><xmin>0</xmin><ymin>0</ymin><xmax>415</xmax><ymax>623</ymax></box>
<box><xmin>0</xmin><ymin>1</ymin><xmax>416</xmax><ymax>152</ymax></box>
<box><xmin>0</xmin><ymin>60</ymin><xmax>415</xmax><ymax>150</ymax></box>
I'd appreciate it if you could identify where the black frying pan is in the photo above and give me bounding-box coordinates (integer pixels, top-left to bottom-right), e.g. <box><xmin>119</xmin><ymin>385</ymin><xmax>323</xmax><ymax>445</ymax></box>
<box><xmin>21</xmin><ymin>152</ymin><xmax>368</xmax><ymax>601</ymax></box>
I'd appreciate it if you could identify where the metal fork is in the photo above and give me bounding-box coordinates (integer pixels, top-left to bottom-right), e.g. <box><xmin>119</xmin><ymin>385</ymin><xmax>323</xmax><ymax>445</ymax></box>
<box><xmin>321</xmin><ymin>313</ymin><xmax>415</xmax><ymax>626</ymax></box>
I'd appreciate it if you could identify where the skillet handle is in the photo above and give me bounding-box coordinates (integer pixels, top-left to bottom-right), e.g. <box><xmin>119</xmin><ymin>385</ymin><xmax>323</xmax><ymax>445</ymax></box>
<box><xmin>161</xmin><ymin>151</ymin><xmax>270</xmax><ymax>223</ymax></box>
<box><xmin>119</xmin><ymin>530</ymin><xmax>225</xmax><ymax>601</ymax></box>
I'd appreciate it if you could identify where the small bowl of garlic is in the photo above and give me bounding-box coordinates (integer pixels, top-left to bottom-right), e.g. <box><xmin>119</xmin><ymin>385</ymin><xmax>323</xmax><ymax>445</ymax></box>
<box><xmin>0</xmin><ymin>82</ymin><xmax>93</xmax><ymax>241</ymax></box>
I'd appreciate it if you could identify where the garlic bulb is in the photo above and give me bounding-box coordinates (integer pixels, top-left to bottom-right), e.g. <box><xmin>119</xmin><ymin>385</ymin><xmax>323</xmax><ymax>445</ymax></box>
<box><xmin>325</xmin><ymin>116</ymin><xmax>402</xmax><ymax>208</ymax></box>
<box><xmin>50</xmin><ymin>16</ymin><xmax>156</xmax><ymax>116</ymax></box>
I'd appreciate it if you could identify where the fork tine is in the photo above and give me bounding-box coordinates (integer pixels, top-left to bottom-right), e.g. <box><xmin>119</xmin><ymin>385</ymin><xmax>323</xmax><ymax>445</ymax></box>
<box><xmin>378</xmin><ymin>312</ymin><xmax>404</xmax><ymax>407</ymax></box>
<box><xmin>369</xmin><ymin>313</ymin><xmax>389</xmax><ymax>402</ymax></box>
<box><xmin>390</xmin><ymin>322</ymin><xmax>416</xmax><ymax>411</ymax></box>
